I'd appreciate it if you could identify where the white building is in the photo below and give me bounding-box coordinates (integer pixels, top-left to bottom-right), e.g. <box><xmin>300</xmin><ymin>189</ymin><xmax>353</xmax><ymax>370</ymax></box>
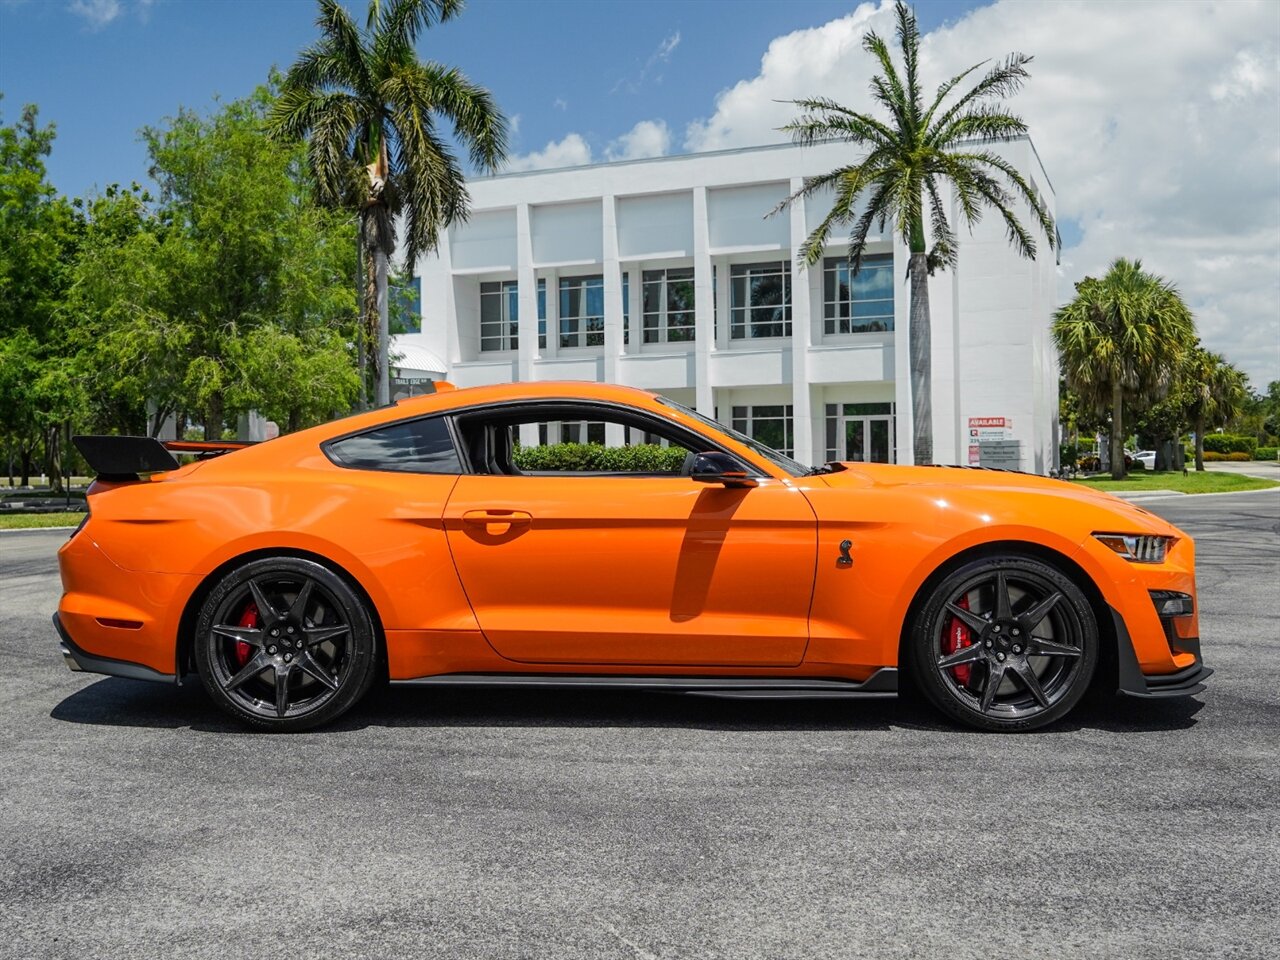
<box><xmin>394</xmin><ymin>138</ymin><xmax>1059</xmax><ymax>472</ymax></box>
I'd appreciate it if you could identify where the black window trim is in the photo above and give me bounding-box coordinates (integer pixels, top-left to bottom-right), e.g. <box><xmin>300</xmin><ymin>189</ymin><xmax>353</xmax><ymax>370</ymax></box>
<box><xmin>448</xmin><ymin>398</ymin><xmax>765</xmax><ymax>478</ymax></box>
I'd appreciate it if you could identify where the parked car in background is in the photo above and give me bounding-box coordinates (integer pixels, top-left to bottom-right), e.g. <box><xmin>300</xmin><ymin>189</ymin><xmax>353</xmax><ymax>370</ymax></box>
<box><xmin>1134</xmin><ymin>450</ymin><xmax>1157</xmax><ymax>470</ymax></box>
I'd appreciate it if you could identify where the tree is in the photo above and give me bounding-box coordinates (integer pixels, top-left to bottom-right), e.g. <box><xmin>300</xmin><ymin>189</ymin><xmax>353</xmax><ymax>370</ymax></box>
<box><xmin>0</xmin><ymin>99</ymin><xmax>81</xmax><ymax>488</ymax></box>
<box><xmin>1183</xmin><ymin>346</ymin><xmax>1247</xmax><ymax>471</ymax></box>
<box><xmin>269</xmin><ymin>0</ymin><xmax>507</xmax><ymax>407</ymax></box>
<box><xmin>1052</xmin><ymin>259</ymin><xmax>1196</xmax><ymax>479</ymax></box>
<box><xmin>777</xmin><ymin>0</ymin><xmax>1055</xmax><ymax>464</ymax></box>
<box><xmin>69</xmin><ymin>88</ymin><xmax>361</xmax><ymax>439</ymax></box>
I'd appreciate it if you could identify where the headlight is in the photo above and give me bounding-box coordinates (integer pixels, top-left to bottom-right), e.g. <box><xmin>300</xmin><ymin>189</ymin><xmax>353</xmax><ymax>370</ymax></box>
<box><xmin>1092</xmin><ymin>532</ymin><xmax>1173</xmax><ymax>563</ymax></box>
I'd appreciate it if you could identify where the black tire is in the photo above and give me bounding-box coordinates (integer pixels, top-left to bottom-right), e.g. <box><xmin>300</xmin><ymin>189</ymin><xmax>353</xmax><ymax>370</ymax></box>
<box><xmin>906</xmin><ymin>554</ymin><xmax>1098</xmax><ymax>732</ymax></box>
<box><xmin>194</xmin><ymin>557</ymin><xmax>378</xmax><ymax>732</ymax></box>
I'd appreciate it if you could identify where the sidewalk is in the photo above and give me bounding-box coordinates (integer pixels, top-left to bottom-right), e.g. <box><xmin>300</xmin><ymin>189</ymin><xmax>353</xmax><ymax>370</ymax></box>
<box><xmin>1203</xmin><ymin>460</ymin><xmax>1280</xmax><ymax>481</ymax></box>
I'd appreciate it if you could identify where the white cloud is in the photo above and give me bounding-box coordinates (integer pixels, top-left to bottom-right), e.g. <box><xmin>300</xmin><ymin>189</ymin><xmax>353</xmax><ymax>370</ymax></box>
<box><xmin>613</xmin><ymin>30</ymin><xmax>683</xmax><ymax>95</ymax></box>
<box><xmin>654</xmin><ymin>31</ymin><xmax>680</xmax><ymax>63</ymax></box>
<box><xmin>605</xmin><ymin>119</ymin><xmax>671</xmax><ymax>162</ymax></box>
<box><xmin>69</xmin><ymin>0</ymin><xmax>121</xmax><ymax>28</ymax></box>
<box><xmin>682</xmin><ymin>0</ymin><xmax>1280</xmax><ymax>386</ymax></box>
<box><xmin>553</xmin><ymin>97</ymin><xmax>568</xmax><ymax>111</ymax></box>
<box><xmin>504</xmin><ymin>133</ymin><xmax>592</xmax><ymax>172</ymax></box>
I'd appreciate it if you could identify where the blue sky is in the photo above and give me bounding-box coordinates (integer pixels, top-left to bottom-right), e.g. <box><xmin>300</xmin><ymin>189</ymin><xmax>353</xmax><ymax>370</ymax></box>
<box><xmin>0</xmin><ymin>0</ymin><xmax>982</xmax><ymax>199</ymax></box>
<box><xmin>2</xmin><ymin>0</ymin><xmax>1276</xmax><ymax>385</ymax></box>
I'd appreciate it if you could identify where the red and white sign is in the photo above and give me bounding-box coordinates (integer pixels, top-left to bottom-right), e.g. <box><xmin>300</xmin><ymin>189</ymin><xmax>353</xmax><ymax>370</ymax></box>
<box><xmin>968</xmin><ymin>417</ymin><xmax>1013</xmax><ymax>464</ymax></box>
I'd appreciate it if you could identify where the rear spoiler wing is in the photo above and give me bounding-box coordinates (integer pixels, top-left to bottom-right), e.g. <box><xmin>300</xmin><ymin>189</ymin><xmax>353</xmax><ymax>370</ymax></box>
<box><xmin>72</xmin><ymin>435</ymin><xmax>256</xmax><ymax>482</ymax></box>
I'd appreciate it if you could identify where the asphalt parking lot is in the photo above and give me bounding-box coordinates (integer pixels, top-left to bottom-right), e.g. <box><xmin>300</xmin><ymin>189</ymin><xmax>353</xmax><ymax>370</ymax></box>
<box><xmin>1</xmin><ymin>491</ymin><xmax>1277</xmax><ymax>960</ymax></box>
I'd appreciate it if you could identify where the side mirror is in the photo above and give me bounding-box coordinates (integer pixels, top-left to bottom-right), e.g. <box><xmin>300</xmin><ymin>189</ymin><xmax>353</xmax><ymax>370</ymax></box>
<box><xmin>689</xmin><ymin>451</ymin><xmax>757</xmax><ymax>488</ymax></box>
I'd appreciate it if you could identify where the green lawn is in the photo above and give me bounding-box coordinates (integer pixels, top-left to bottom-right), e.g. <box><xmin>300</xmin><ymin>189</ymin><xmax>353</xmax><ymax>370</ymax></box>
<box><xmin>1074</xmin><ymin>471</ymin><xmax>1279</xmax><ymax>494</ymax></box>
<box><xmin>0</xmin><ymin>512</ymin><xmax>85</xmax><ymax>530</ymax></box>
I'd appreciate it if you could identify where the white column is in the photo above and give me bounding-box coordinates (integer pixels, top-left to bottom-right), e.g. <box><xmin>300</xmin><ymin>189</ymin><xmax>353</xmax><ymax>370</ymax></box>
<box><xmin>788</xmin><ymin>177</ymin><xmax>814</xmax><ymax>467</ymax></box>
<box><xmin>516</xmin><ymin>203</ymin><xmax>539</xmax><ymax>448</ymax></box>
<box><xmin>602</xmin><ymin>194</ymin><xmax>625</xmax><ymax>445</ymax></box>
<box><xmin>516</xmin><ymin>202</ymin><xmax>536</xmax><ymax>383</ymax></box>
<box><xmin>692</xmin><ymin>187</ymin><xmax>714</xmax><ymax>416</ymax></box>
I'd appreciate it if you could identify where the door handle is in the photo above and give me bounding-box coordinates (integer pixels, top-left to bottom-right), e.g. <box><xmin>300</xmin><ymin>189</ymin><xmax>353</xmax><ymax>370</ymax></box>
<box><xmin>461</xmin><ymin>509</ymin><xmax>532</xmax><ymax>536</ymax></box>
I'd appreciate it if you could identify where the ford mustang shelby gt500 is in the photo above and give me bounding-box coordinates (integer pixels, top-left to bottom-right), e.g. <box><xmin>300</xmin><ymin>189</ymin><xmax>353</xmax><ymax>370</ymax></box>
<box><xmin>56</xmin><ymin>381</ymin><xmax>1209</xmax><ymax>732</ymax></box>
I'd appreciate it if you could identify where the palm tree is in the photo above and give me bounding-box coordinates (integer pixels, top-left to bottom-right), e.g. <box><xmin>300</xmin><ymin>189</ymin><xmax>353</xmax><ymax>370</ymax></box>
<box><xmin>777</xmin><ymin>0</ymin><xmax>1055</xmax><ymax>465</ymax></box>
<box><xmin>1183</xmin><ymin>346</ymin><xmax>1247</xmax><ymax>471</ymax></box>
<box><xmin>1052</xmin><ymin>259</ymin><xmax>1196</xmax><ymax>480</ymax></box>
<box><xmin>269</xmin><ymin>0</ymin><xmax>507</xmax><ymax>406</ymax></box>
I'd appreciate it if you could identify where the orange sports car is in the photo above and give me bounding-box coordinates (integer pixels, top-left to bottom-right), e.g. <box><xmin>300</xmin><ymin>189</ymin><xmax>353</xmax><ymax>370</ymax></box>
<box><xmin>56</xmin><ymin>381</ymin><xmax>1209</xmax><ymax>732</ymax></box>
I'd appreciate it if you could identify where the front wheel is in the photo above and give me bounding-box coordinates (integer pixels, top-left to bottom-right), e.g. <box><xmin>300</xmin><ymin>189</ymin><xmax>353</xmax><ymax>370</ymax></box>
<box><xmin>194</xmin><ymin>557</ymin><xmax>378</xmax><ymax>732</ymax></box>
<box><xmin>907</xmin><ymin>555</ymin><xmax>1098</xmax><ymax>732</ymax></box>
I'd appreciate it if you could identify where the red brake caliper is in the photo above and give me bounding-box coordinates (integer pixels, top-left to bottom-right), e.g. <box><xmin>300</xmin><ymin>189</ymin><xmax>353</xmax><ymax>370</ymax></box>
<box><xmin>943</xmin><ymin>593</ymin><xmax>974</xmax><ymax>686</ymax></box>
<box><xmin>233</xmin><ymin>602</ymin><xmax>259</xmax><ymax>669</ymax></box>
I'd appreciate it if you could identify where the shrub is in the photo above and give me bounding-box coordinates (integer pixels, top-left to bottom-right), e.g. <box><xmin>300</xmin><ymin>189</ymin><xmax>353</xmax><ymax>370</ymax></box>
<box><xmin>1255</xmin><ymin>446</ymin><xmax>1278</xmax><ymax>461</ymax></box>
<box><xmin>1202</xmin><ymin>434</ymin><xmax>1257</xmax><ymax>455</ymax></box>
<box><xmin>513</xmin><ymin>442</ymin><xmax>689</xmax><ymax>473</ymax></box>
<box><xmin>1202</xmin><ymin>451</ymin><xmax>1225</xmax><ymax>461</ymax></box>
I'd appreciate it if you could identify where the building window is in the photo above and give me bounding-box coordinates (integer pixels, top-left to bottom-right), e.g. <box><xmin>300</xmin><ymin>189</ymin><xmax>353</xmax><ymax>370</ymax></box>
<box><xmin>730</xmin><ymin>262</ymin><xmax>791</xmax><ymax>339</ymax></box>
<box><xmin>391</xmin><ymin>275</ymin><xmax>421</xmax><ymax>334</ymax></box>
<box><xmin>824</xmin><ymin>402</ymin><xmax>896</xmax><ymax>464</ymax></box>
<box><xmin>558</xmin><ymin>421</ymin><xmax>608</xmax><ymax>445</ymax></box>
<box><xmin>824</xmin><ymin>255</ymin><xmax>893</xmax><ymax>334</ymax></box>
<box><xmin>559</xmin><ymin>275</ymin><xmax>604</xmax><ymax>348</ymax></box>
<box><xmin>641</xmin><ymin>267</ymin><xmax>695</xmax><ymax>344</ymax></box>
<box><xmin>480</xmin><ymin>280</ymin><xmax>519</xmax><ymax>352</ymax></box>
<box><xmin>731</xmin><ymin>404</ymin><xmax>794</xmax><ymax>457</ymax></box>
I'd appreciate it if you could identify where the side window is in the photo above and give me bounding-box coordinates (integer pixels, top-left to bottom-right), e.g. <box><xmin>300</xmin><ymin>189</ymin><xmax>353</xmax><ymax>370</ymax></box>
<box><xmin>512</xmin><ymin>418</ymin><xmax>691</xmax><ymax>475</ymax></box>
<box><xmin>458</xmin><ymin>405</ymin><xmax>718</xmax><ymax>477</ymax></box>
<box><xmin>328</xmin><ymin>415</ymin><xmax>461</xmax><ymax>474</ymax></box>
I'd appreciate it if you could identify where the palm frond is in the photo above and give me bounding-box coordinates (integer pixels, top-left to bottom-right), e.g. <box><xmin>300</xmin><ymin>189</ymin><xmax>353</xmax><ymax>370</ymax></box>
<box><xmin>279</xmin><ymin>44</ymin><xmax>363</xmax><ymax>95</ymax></box>
<box><xmin>861</xmin><ymin>29</ymin><xmax>912</xmax><ymax>134</ymax></box>
<box><xmin>924</xmin><ymin>53</ymin><xmax>1032</xmax><ymax>146</ymax></box>
<box><xmin>919</xmin><ymin>60</ymin><xmax>988</xmax><ymax>130</ymax></box>
<box><xmin>924</xmin><ymin>176</ymin><xmax>957</xmax><ymax>273</ymax></box>
<box><xmin>796</xmin><ymin>165</ymin><xmax>891</xmax><ymax>268</ymax></box>
<box><xmin>412</xmin><ymin>60</ymin><xmax>508</xmax><ymax>171</ymax></box>
<box><xmin>384</xmin><ymin>82</ymin><xmax>468</xmax><ymax>262</ymax></box>
<box><xmin>892</xmin><ymin>0</ymin><xmax>923</xmax><ymax>115</ymax></box>
<box><xmin>928</xmin><ymin>105</ymin><xmax>1027</xmax><ymax>149</ymax></box>
<box><xmin>375</xmin><ymin>0</ymin><xmax>463</xmax><ymax>60</ymax></box>
<box><xmin>947</xmin><ymin>149</ymin><xmax>1056</xmax><ymax>249</ymax></box>
<box><xmin>314</xmin><ymin>0</ymin><xmax>371</xmax><ymax>94</ymax></box>
<box><xmin>780</xmin><ymin>106</ymin><xmax>895</xmax><ymax>150</ymax></box>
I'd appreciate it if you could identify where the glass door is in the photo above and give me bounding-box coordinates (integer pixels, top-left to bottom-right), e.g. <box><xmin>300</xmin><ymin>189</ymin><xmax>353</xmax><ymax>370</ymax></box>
<box><xmin>840</xmin><ymin>414</ymin><xmax>894</xmax><ymax>463</ymax></box>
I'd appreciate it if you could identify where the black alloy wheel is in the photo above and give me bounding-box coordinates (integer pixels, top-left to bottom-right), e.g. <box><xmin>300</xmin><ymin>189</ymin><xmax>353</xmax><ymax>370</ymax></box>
<box><xmin>194</xmin><ymin>557</ymin><xmax>378</xmax><ymax>731</ymax></box>
<box><xmin>908</xmin><ymin>555</ymin><xmax>1098</xmax><ymax>732</ymax></box>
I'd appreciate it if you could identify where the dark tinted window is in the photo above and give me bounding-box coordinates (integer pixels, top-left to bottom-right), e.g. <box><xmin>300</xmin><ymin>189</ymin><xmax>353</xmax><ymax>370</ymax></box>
<box><xmin>329</xmin><ymin>416</ymin><xmax>460</xmax><ymax>474</ymax></box>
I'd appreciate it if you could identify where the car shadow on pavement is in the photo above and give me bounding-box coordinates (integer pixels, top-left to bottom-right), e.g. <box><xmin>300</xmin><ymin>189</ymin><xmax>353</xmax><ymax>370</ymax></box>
<box><xmin>50</xmin><ymin>676</ymin><xmax>1204</xmax><ymax>735</ymax></box>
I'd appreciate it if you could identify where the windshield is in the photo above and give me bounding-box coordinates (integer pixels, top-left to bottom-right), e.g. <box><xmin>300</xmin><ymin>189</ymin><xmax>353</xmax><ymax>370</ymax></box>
<box><xmin>657</xmin><ymin>397</ymin><xmax>809</xmax><ymax>477</ymax></box>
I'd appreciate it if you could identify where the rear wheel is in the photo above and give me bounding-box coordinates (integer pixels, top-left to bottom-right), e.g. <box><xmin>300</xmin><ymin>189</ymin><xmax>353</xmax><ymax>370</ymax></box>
<box><xmin>907</xmin><ymin>555</ymin><xmax>1098</xmax><ymax>732</ymax></box>
<box><xmin>194</xmin><ymin>557</ymin><xmax>377</xmax><ymax>731</ymax></box>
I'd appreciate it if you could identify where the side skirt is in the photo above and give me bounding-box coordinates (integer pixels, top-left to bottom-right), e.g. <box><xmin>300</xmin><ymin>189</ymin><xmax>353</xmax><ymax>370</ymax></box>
<box><xmin>391</xmin><ymin>668</ymin><xmax>898</xmax><ymax>700</ymax></box>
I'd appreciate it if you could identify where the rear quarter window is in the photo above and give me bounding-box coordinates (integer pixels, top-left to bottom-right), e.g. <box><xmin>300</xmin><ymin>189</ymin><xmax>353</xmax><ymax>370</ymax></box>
<box><xmin>327</xmin><ymin>416</ymin><xmax>461</xmax><ymax>474</ymax></box>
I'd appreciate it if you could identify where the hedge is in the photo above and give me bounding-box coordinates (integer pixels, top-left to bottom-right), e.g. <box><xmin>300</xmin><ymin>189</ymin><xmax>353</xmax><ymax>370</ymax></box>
<box><xmin>512</xmin><ymin>442</ymin><xmax>689</xmax><ymax>473</ymax></box>
<box><xmin>1202</xmin><ymin>434</ymin><xmax>1257</xmax><ymax>455</ymax></box>
<box><xmin>1203</xmin><ymin>451</ymin><xmax>1251</xmax><ymax>462</ymax></box>
<box><xmin>1256</xmin><ymin>446</ymin><xmax>1278</xmax><ymax>461</ymax></box>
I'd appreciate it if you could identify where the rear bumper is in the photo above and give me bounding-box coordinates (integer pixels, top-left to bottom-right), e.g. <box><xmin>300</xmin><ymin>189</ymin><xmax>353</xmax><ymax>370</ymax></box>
<box><xmin>53</xmin><ymin>613</ymin><xmax>175</xmax><ymax>684</ymax></box>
